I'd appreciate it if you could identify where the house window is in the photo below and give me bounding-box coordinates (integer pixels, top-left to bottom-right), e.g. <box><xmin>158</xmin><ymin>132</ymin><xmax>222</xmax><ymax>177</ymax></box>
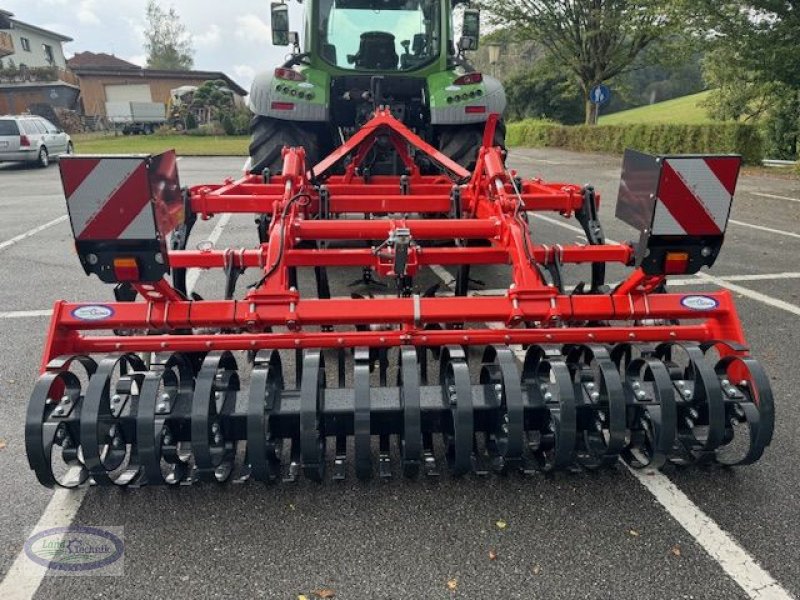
<box><xmin>20</xmin><ymin>37</ymin><xmax>30</xmax><ymax>52</ymax></box>
<box><xmin>43</xmin><ymin>44</ymin><xmax>54</xmax><ymax>63</ymax></box>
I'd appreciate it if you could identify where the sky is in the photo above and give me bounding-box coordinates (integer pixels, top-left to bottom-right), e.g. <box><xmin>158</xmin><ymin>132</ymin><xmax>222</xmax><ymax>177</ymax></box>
<box><xmin>1</xmin><ymin>0</ymin><xmax>308</xmax><ymax>91</ymax></box>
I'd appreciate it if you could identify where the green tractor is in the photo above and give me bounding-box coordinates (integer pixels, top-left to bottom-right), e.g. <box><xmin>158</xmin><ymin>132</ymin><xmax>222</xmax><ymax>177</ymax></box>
<box><xmin>248</xmin><ymin>0</ymin><xmax>506</xmax><ymax>174</ymax></box>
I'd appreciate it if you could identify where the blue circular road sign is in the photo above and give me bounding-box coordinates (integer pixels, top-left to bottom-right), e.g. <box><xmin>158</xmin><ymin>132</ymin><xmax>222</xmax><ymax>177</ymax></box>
<box><xmin>589</xmin><ymin>84</ymin><xmax>611</xmax><ymax>106</ymax></box>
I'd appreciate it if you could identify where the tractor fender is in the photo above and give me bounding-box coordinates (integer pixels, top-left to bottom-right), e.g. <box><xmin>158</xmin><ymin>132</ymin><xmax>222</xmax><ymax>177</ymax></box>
<box><xmin>430</xmin><ymin>74</ymin><xmax>507</xmax><ymax>126</ymax></box>
<box><xmin>248</xmin><ymin>69</ymin><xmax>276</xmax><ymax>117</ymax></box>
<box><xmin>249</xmin><ymin>69</ymin><xmax>329</xmax><ymax>122</ymax></box>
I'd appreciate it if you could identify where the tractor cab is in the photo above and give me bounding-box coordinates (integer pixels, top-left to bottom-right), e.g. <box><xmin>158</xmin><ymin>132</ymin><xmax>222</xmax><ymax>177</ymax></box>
<box><xmin>249</xmin><ymin>0</ymin><xmax>505</xmax><ymax>175</ymax></box>
<box><xmin>316</xmin><ymin>0</ymin><xmax>443</xmax><ymax>72</ymax></box>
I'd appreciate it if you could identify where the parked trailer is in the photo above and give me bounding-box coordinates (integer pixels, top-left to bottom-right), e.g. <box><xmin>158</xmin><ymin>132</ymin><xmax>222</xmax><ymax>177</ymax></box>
<box><xmin>106</xmin><ymin>101</ymin><xmax>166</xmax><ymax>135</ymax></box>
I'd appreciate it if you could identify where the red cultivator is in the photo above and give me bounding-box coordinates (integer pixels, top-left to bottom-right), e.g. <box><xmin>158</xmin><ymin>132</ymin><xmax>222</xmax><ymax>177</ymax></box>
<box><xmin>26</xmin><ymin>111</ymin><xmax>774</xmax><ymax>487</ymax></box>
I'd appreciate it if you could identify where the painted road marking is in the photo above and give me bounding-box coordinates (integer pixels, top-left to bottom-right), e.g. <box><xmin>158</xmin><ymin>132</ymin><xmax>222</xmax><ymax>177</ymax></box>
<box><xmin>0</xmin><ymin>487</ymin><xmax>86</xmax><ymax>600</ymax></box>
<box><xmin>535</xmin><ymin>213</ymin><xmax>800</xmax><ymax>318</ymax></box>
<box><xmin>729</xmin><ymin>219</ymin><xmax>800</xmax><ymax>240</ymax></box>
<box><xmin>0</xmin><ymin>215</ymin><xmax>68</xmax><ymax>252</ymax></box>
<box><xmin>0</xmin><ymin>310</ymin><xmax>53</xmax><ymax>319</ymax></box>
<box><xmin>669</xmin><ymin>272</ymin><xmax>800</xmax><ymax>286</ymax></box>
<box><xmin>0</xmin><ymin>214</ymin><xmax>234</xmax><ymax>600</ymax></box>
<box><xmin>630</xmin><ymin>468</ymin><xmax>795</xmax><ymax>600</ymax></box>
<box><xmin>716</xmin><ymin>272</ymin><xmax>800</xmax><ymax>282</ymax></box>
<box><xmin>750</xmin><ymin>192</ymin><xmax>800</xmax><ymax>205</ymax></box>
<box><xmin>430</xmin><ymin>266</ymin><xmax>795</xmax><ymax>600</ymax></box>
<box><xmin>697</xmin><ymin>272</ymin><xmax>800</xmax><ymax>317</ymax></box>
<box><xmin>186</xmin><ymin>213</ymin><xmax>232</xmax><ymax>294</ymax></box>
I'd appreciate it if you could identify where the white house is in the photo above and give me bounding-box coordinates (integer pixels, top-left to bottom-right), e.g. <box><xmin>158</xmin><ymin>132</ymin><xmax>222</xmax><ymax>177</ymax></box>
<box><xmin>0</xmin><ymin>9</ymin><xmax>72</xmax><ymax>70</ymax></box>
<box><xmin>0</xmin><ymin>10</ymin><xmax>78</xmax><ymax>115</ymax></box>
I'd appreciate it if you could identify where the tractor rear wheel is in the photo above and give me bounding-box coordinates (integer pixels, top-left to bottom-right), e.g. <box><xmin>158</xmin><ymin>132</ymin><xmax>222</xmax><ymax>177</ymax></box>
<box><xmin>437</xmin><ymin>120</ymin><xmax>507</xmax><ymax>171</ymax></box>
<box><xmin>249</xmin><ymin>115</ymin><xmax>322</xmax><ymax>175</ymax></box>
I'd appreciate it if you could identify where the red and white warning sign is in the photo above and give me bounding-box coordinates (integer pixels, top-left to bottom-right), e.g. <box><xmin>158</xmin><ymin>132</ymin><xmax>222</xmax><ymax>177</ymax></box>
<box><xmin>61</xmin><ymin>156</ymin><xmax>155</xmax><ymax>241</ymax></box>
<box><xmin>60</xmin><ymin>152</ymin><xmax>181</xmax><ymax>242</ymax></box>
<box><xmin>653</xmin><ymin>156</ymin><xmax>741</xmax><ymax>237</ymax></box>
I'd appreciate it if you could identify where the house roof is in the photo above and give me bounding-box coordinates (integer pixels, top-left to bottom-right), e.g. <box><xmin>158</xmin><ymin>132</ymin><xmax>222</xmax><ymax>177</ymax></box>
<box><xmin>1</xmin><ymin>11</ymin><xmax>73</xmax><ymax>42</ymax></box>
<box><xmin>69</xmin><ymin>63</ymin><xmax>249</xmax><ymax>96</ymax></box>
<box><xmin>67</xmin><ymin>52</ymin><xmax>140</xmax><ymax>70</ymax></box>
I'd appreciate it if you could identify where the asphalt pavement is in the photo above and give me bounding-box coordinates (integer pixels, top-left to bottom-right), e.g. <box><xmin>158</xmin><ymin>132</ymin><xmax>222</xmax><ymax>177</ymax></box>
<box><xmin>0</xmin><ymin>149</ymin><xmax>798</xmax><ymax>600</ymax></box>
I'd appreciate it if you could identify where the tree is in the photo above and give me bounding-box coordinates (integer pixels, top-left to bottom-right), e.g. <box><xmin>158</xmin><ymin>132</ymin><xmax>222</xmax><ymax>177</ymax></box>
<box><xmin>479</xmin><ymin>0</ymin><xmax>683</xmax><ymax>124</ymax></box>
<box><xmin>190</xmin><ymin>80</ymin><xmax>234</xmax><ymax>117</ymax></box>
<box><xmin>144</xmin><ymin>0</ymin><xmax>194</xmax><ymax>71</ymax></box>
<box><xmin>691</xmin><ymin>1</ymin><xmax>800</xmax><ymax>158</ymax></box>
<box><xmin>504</xmin><ymin>59</ymin><xmax>585</xmax><ymax>124</ymax></box>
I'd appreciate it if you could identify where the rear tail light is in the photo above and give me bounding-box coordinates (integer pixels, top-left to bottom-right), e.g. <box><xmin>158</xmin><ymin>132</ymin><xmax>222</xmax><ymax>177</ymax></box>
<box><xmin>465</xmin><ymin>106</ymin><xmax>487</xmax><ymax>114</ymax></box>
<box><xmin>275</xmin><ymin>67</ymin><xmax>306</xmax><ymax>82</ymax></box>
<box><xmin>112</xmin><ymin>257</ymin><xmax>140</xmax><ymax>282</ymax></box>
<box><xmin>454</xmin><ymin>72</ymin><xmax>483</xmax><ymax>86</ymax></box>
<box><xmin>664</xmin><ymin>251</ymin><xmax>690</xmax><ymax>275</ymax></box>
<box><xmin>20</xmin><ymin>135</ymin><xmax>30</xmax><ymax>147</ymax></box>
<box><xmin>271</xmin><ymin>102</ymin><xmax>296</xmax><ymax>111</ymax></box>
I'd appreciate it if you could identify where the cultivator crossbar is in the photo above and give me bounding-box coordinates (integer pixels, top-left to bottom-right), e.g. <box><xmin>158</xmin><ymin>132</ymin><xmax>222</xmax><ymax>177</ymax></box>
<box><xmin>27</xmin><ymin>111</ymin><xmax>774</xmax><ymax>488</ymax></box>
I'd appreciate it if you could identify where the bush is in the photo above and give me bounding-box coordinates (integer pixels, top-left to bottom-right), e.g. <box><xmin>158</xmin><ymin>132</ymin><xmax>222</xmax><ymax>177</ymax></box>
<box><xmin>186</xmin><ymin>123</ymin><xmax>226</xmax><ymax>136</ymax></box>
<box><xmin>221</xmin><ymin>113</ymin><xmax>236</xmax><ymax>136</ymax></box>
<box><xmin>231</xmin><ymin>108</ymin><xmax>252</xmax><ymax>136</ymax></box>
<box><xmin>504</xmin><ymin>61</ymin><xmax>584</xmax><ymax>125</ymax></box>
<box><xmin>185</xmin><ymin>112</ymin><xmax>198</xmax><ymax>131</ymax></box>
<box><xmin>506</xmin><ymin>120</ymin><xmax>764</xmax><ymax>164</ymax></box>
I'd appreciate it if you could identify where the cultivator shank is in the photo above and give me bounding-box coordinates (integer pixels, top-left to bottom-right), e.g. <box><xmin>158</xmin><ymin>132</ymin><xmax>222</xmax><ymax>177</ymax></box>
<box><xmin>27</xmin><ymin>111</ymin><xmax>774</xmax><ymax>487</ymax></box>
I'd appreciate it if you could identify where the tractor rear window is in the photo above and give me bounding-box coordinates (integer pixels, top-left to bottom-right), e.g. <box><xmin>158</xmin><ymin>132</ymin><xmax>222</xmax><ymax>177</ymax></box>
<box><xmin>0</xmin><ymin>120</ymin><xmax>19</xmax><ymax>136</ymax></box>
<box><xmin>318</xmin><ymin>0</ymin><xmax>441</xmax><ymax>72</ymax></box>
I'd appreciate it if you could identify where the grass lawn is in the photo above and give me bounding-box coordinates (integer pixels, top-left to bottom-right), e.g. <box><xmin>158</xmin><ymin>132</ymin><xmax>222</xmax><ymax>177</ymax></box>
<box><xmin>71</xmin><ymin>134</ymin><xmax>249</xmax><ymax>156</ymax></box>
<box><xmin>599</xmin><ymin>90</ymin><xmax>715</xmax><ymax>125</ymax></box>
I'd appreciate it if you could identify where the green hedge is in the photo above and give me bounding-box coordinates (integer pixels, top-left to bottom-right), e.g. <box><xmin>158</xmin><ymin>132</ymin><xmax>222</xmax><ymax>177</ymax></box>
<box><xmin>506</xmin><ymin>119</ymin><xmax>764</xmax><ymax>165</ymax></box>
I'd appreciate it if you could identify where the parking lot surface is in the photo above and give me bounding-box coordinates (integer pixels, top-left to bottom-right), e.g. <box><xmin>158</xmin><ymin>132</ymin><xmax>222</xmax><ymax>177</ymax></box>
<box><xmin>0</xmin><ymin>150</ymin><xmax>797</xmax><ymax>599</ymax></box>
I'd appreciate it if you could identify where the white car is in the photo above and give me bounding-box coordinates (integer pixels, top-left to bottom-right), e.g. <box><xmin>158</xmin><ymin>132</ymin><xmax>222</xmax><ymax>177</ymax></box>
<box><xmin>0</xmin><ymin>115</ymin><xmax>74</xmax><ymax>168</ymax></box>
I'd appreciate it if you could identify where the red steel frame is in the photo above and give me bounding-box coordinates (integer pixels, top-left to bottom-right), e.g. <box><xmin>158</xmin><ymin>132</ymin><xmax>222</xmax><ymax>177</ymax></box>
<box><xmin>41</xmin><ymin>110</ymin><xmax>749</xmax><ymax>369</ymax></box>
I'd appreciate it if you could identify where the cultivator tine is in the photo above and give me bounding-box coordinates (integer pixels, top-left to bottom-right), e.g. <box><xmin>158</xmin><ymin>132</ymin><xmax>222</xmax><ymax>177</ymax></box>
<box><xmin>283</xmin><ymin>438</ymin><xmax>301</xmax><ymax>483</ymax></box>
<box><xmin>354</xmin><ymin>348</ymin><xmax>372</xmax><ymax>480</ymax></box>
<box><xmin>481</xmin><ymin>346</ymin><xmax>525</xmax><ymax>474</ymax></box>
<box><xmin>337</xmin><ymin>348</ymin><xmax>347</xmax><ymax>388</ymax></box>
<box><xmin>565</xmin><ymin>345</ymin><xmax>627</xmax><ymax>469</ymax></box>
<box><xmin>378</xmin><ymin>435</ymin><xmax>392</xmax><ymax>479</ymax></box>
<box><xmin>300</xmin><ymin>350</ymin><xmax>326</xmax><ymax>482</ymax></box>
<box><xmin>333</xmin><ymin>435</ymin><xmax>348</xmax><ymax>481</ymax></box>
<box><xmin>136</xmin><ymin>354</ymin><xmax>194</xmax><ymax>485</ymax></box>
<box><xmin>523</xmin><ymin>347</ymin><xmax>577</xmax><ymax>471</ymax></box>
<box><xmin>712</xmin><ymin>352</ymin><xmax>775</xmax><ymax>466</ymax></box>
<box><xmin>80</xmin><ymin>354</ymin><xmax>146</xmax><ymax>487</ymax></box>
<box><xmin>440</xmin><ymin>346</ymin><xmax>474</xmax><ymax>476</ymax></box>
<box><xmin>422</xmin><ymin>433</ymin><xmax>439</xmax><ymax>477</ymax></box>
<box><xmin>26</xmin><ymin>356</ymin><xmax>96</xmax><ymax>488</ymax></box>
<box><xmin>399</xmin><ymin>347</ymin><xmax>422</xmax><ymax>478</ymax></box>
<box><xmin>247</xmin><ymin>351</ymin><xmax>283</xmax><ymax>484</ymax></box>
<box><xmin>621</xmin><ymin>355</ymin><xmax>677</xmax><ymax>470</ymax></box>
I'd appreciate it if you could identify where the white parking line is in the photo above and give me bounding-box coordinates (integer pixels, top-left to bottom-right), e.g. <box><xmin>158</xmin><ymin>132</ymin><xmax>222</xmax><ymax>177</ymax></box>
<box><xmin>729</xmin><ymin>219</ymin><xmax>800</xmax><ymax>240</ymax></box>
<box><xmin>750</xmin><ymin>192</ymin><xmax>800</xmax><ymax>204</ymax></box>
<box><xmin>696</xmin><ymin>272</ymin><xmax>800</xmax><ymax>317</ymax></box>
<box><xmin>431</xmin><ymin>266</ymin><xmax>795</xmax><ymax>600</ymax></box>
<box><xmin>186</xmin><ymin>213</ymin><xmax>232</xmax><ymax>294</ymax></box>
<box><xmin>0</xmin><ymin>215</ymin><xmax>68</xmax><ymax>252</ymax></box>
<box><xmin>0</xmin><ymin>489</ymin><xmax>86</xmax><ymax>600</ymax></box>
<box><xmin>0</xmin><ymin>213</ymin><xmax>234</xmax><ymax>600</ymax></box>
<box><xmin>0</xmin><ymin>310</ymin><xmax>53</xmax><ymax>319</ymax></box>
<box><xmin>630</xmin><ymin>469</ymin><xmax>794</xmax><ymax>600</ymax></box>
<box><xmin>534</xmin><ymin>213</ymin><xmax>594</xmax><ymax>237</ymax></box>
<box><xmin>670</xmin><ymin>272</ymin><xmax>800</xmax><ymax>286</ymax></box>
<box><xmin>534</xmin><ymin>213</ymin><xmax>800</xmax><ymax>318</ymax></box>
